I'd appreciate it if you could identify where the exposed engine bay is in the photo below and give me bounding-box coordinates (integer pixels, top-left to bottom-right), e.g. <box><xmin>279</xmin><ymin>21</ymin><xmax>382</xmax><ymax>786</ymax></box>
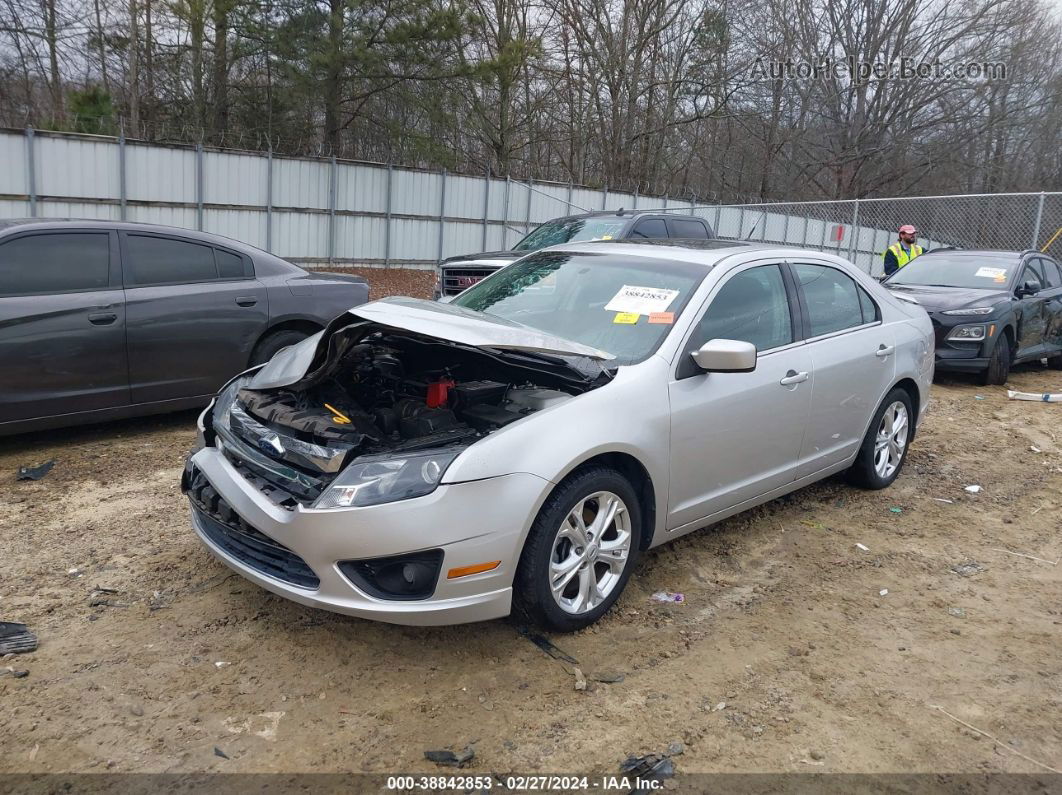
<box><xmin>213</xmin><ymin>326</ymin><xmax>610</xmax><ymax>504</ymax></box>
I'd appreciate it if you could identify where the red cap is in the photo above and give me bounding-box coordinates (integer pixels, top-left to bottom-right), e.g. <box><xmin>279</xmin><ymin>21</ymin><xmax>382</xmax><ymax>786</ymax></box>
<box><xmin>899</xmin><ymin>224</ymin><xmax>917</xmax><ymax>234</ymax></box>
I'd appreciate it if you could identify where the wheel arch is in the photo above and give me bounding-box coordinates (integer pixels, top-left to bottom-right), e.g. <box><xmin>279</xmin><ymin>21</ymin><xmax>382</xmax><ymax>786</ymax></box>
<box><xmin>252</xmin><ymin>317</ymin><xmax>323</xmax><ymax>350</ymax></box>
<box><xmin>546</xmin><ymin>451</ymin><xmax>658</xmax><ymax>551</ymax></box>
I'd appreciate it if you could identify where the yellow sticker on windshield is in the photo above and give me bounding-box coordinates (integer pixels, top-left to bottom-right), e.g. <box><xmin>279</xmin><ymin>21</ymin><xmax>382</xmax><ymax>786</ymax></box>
<box><xmin>600</xmin><ymin>234</ymin><xmax>613</xmax><ymax>240</ymax></box>
<box><xmin>613</xmin><ymin>312</ymin><xmax>639</xmax><ymax>324</ymax></box>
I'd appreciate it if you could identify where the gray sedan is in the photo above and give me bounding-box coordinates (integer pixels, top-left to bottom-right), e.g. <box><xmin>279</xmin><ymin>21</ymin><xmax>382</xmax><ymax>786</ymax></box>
<box><xmin>0</xmin><ymin>219</ymin><xmax>368</xmax><ymax>435</ymax></box>
<box><xmin>184</xmin><ymin>240</ymin><xmax>934</xmax><ymax>631</ymax></box>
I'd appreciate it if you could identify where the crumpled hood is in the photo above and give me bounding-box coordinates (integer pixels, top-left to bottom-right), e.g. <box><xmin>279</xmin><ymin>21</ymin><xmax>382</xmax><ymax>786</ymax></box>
<box><xmin>247</xmin><ymin>296</ymin><xmax>613</xmax><ymax>391</ymax></box>
<box><xmin>885</xmin><ymin>284</ymin><xmax>1011</xmax><ymax>313</ymax></box>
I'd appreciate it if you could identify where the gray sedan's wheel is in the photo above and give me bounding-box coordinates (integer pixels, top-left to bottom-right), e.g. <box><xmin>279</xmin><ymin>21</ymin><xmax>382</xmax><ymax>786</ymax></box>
<box><xmin>873</xmin><ymin>401</ymin><xmax>909</xmax><ymax>480</ymax></box>
<box><xmin>514</xmin><ymin>467</ymin><xmax>642</xmax><ymax>632</ymax></box>
<box><xmin>548</xmin><ymin>490</ymin><xmax>633</xmax><ymax>615</ymax></box>
<box><xmin>847</xmin><ymin>387</ymin><xmax>914</xmax><ymax>490</ymax></box>
<box><xmin>249</xmin><ymin>329</ymin><xmax>310</xmax><ymax>367</ymax></box>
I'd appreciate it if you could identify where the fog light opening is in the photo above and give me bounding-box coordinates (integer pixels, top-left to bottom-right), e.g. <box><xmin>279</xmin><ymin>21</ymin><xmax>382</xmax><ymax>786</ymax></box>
<box><xmin>338</xmin><ymin>549</ymin><xmax>444</xmax><ymax>601</ymax></box>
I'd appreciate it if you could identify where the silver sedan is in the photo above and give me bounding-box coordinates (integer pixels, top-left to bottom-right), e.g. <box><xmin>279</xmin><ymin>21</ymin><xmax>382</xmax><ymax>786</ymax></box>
<box><xmin>183</xmin><ymin>240</ymin><xmax>934</xmax><ymax>631</ymax></box>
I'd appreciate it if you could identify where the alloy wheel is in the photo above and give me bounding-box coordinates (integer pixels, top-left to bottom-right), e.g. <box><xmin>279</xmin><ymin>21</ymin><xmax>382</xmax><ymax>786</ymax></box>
<box><xmin>874</xmin><ymin>400</ymin><xmax>909</xmax><ymax>479</ymax></box>
<box><xmin>548</xmin><ymin>491</ymin><xmax>632</xmax><ymax>615</ymax></box>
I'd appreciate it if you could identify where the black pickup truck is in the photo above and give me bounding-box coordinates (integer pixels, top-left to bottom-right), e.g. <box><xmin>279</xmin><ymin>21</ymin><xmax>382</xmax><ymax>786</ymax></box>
<box><xmin>436</xmin><ymin>209</ymin><xmax>715</xmax><ymax>298</ymax></box>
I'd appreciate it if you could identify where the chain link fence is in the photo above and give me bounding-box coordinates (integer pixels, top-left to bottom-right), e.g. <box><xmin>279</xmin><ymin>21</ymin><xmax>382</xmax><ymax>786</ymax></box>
<box><xmin>695</xmin><ymin>193</ymin><xmax>1062</xmax><ymax>276</ymax></box>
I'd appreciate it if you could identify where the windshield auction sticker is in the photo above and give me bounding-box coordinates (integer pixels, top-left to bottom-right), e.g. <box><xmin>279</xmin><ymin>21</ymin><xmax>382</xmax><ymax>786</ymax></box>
<box><xmin>605</xmin><ymin>285</ymin><xmax>680</xmax><ymax>316</ymax></box>
<box><xmin>974</xmin><ymin>267</ymin><xmax>1007</xmax><ymax>279</ymax></box>
<box><xmin>613</xmin><ymin>312</ymin><xmax>640</xmax><ymax>324</ymax></box>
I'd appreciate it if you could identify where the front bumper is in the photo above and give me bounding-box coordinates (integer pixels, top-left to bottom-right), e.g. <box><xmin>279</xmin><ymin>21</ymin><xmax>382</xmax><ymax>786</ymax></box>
<box><xmin>185</xmin><ymin>446</ymin><xmax>550</xmax><ymax>625</ymax></box>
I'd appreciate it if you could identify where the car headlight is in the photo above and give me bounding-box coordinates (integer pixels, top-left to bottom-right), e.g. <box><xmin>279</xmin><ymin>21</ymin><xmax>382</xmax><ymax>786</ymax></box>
<box><xmin>946</xmin><ymin>324</ymin><xmax>987</xmax><ymax>341</ymax></box>
<box><xmin>314</xmin><ymin>448</ymin><xmax>463</xmax><ymax>509</ymax></box>
<box><xmin>942</xmin><ymin>307</ymin><xmax>994</xmax><ymax>316</ymax></box>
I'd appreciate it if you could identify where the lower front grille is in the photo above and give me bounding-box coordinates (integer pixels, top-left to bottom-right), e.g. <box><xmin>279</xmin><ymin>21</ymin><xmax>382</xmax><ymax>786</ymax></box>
<box><xmin>187</xmin><ymin>467</ymin><xmax>320</xmax><ymax>589</ymax></box>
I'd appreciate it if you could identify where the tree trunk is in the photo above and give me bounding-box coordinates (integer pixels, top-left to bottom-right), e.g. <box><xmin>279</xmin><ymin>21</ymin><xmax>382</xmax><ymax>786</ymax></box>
<box><xmin>211</xmin><ymin>0</ymin><xmax>230</xmax><ymax>141</ymax></box>
<box><xmin>323</xmin><ymin>0</ymin><xmax>344</xmax><ymax>154</ymax></box>
<box><xmin>44</xmin><ymin>0</ymin><xmax>62</xmax><ymax>116</ymax></box>
<box><xmin>128</xmin><ymin>0</ymin><xmax>140</xmax><ymax>133</ymax></box>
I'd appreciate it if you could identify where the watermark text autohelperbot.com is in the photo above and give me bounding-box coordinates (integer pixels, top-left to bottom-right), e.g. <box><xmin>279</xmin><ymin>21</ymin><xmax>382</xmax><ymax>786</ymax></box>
<box><xmin>750</xmin><ymin>57</ymin><xmax>1007</xmax><ymax>82</ymax></box>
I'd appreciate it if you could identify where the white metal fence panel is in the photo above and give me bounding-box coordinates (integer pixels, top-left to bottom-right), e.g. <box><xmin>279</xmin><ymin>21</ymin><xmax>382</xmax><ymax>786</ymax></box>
<box><xmin>2</xmin><ymin>128</ymin><xmax>1059</xmax><ymax>274</ymax></box>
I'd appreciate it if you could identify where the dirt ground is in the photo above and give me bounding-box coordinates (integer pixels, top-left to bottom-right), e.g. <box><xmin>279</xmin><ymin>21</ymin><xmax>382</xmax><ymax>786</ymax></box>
<box><xmin>1</xmin><ymin>365</ymin><xmax>1060</xmax><ymax>779</ymax></box>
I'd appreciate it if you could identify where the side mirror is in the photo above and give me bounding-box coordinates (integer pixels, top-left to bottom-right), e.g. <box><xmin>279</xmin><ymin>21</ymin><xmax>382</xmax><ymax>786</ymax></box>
<box><xmin>691</xmin><ymin>339</ymin><xmax>757</xmax><ymax>373</ymax></box>
<box><xmin>1017</xmin><ymin>279</ymin><xmax>1041</xmax><ymax>298</ymax></box>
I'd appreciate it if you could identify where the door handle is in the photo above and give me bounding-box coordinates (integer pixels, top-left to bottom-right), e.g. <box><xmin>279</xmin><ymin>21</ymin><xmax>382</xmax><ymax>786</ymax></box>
<box><xmin>88</xmin><ymin>312</ymin><xmax>118</xmax><ymax>326</ymax></box>
<box><xmin>779</xmin><ymin>370</ymin><xmax>809</xmax><ymax>386</ymax></box>
<box><xmin>875</xmin><ymin>344</ymin><xmax>895</xmax><ymax>358</ymax></box>
<box><xmin>235</xmin><ymin>296</ymin><xmax>258</xmax><ymax>307</ymax></box>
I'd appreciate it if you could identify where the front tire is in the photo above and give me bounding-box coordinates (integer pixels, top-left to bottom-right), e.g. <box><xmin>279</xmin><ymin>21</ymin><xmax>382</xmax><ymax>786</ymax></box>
<box><xmin>513</xmin><ymin>467</ymin><xmax>642</xmax><ymax>632</ymax></box>
<box><xmin>847</xmin><ymin>388</ymin><xmax>914</xmax><ymax>490</ymax></box>
<box><xmin>981</xmin><ymin>334</ymin><xmax>1011</xmax><ymax>385</ymax></box>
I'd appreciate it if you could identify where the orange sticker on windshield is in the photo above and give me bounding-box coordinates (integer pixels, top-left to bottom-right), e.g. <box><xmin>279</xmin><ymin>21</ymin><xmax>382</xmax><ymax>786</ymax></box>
<box><xmin>648</xmin><ymin>312</ymin><xmax>674</xmax><ymax>324</ymax></box>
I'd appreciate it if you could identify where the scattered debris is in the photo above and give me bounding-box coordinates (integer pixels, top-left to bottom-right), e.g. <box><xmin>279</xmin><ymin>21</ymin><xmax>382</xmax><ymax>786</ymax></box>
<box><xmin>667</xmin><ymin>741</ymin><xmax>685</xmax><ymax>756</ymax></box>
<box><xmin>879</xmin><ymin>589</ymin><xmax>889</xmax><ymax>597</ymax></box>
<box><xmin>67</xmin><ymin>568</ymin><xmax>82</xmax><ymax>577</ymax></box>
<box><xmin>1007</xmin><ymin>389</ymin><xmax>1062</xmax><ymax>403</ymax></box>
<box><xmin>947</xmin><ymin>607</ymin><xmax>966</xmax><ymax>618</ymax></box>
<box><xmin>0</xmin><ymin>622</ymin><xmax>37</xmax><ymax>655</ymax></box>
<box><xmin>928</xmin><ymin>704</ymin><xmax>1060</xmax><ymax>774</ymax></box>
<box><xmin>1030</xmin><ymin>446</ymin><xmax>1042</xmax><ymax>453</ymax></box>
<box><xmin>650</xmin><ymin>591</ymin><xmax>685</xmax><ymax>604</ymax></box>
<box><xmin>950</xmin><ymin>628</ymin><xmax>962</xmax><ymax>636</ymax></box>
<box><xmin>590</xmin><ymin>670</ymin><xmax>625</xmax><ymax>684</ymax></box>
<box><xmin>933</xmin><ymin>498</ymin><xmax>954</xmax><ymax>504</ymax></box>
<box><xmin>518</xmin><ymin>627</ymin><xmax>579</xmax><ymax>665</ymax></box>
<box><xmin>16</xmin><ymin>460</ymin><xmax>54</xmax><ymax>481</ymax></box>
<box><xmin>91</xmin><ymin>586</ymin><xmax>119</xmax><ymax>595</ymax></box>
<box><xmin>223</xmin><ymin>711</ymin><xmax>285</xmax><ymax>742</ymax></box>
<box><xmin>572</xmin><ymin>667</ymin><xmax>587</xmax><ymax>691</ymax></box>
<box><xmin>964</xmin><ymin>485</ymin><xmax>982</xmax><ymax>493</ymax></box>
<box><xmin>713</xmin><ymin>702</ymin><xmax>726</xmax><ymax>712</ymax></box>
<box><xmin>889</xmin><ymin>507</ymin><xmax>903</xmax><ymax>514</ymax></box>
<box><xmin>214</xmin><ymin>661</ymin><xmax>231</xmax><ymax>668</ymax></box>
<box><xmin>990</xmin><ymin>548</ymin><xmax>1059</xmax><ymax>566</ymax></box>
<box><xmin>89</xmin><ymin>597</ymin><xmax>128</xmax><ymax>608</ymax></box>
<box><xmin>2</xmin><ymin>667</ymin><xmax>29</xmax><ymax>678</ymax></box>
<box><xmin>855</xmin><ymin>543</ymin><xmax>870</xmax><ymax>552</ymax></box>
<box><xmin>950</xmin><ymin>561</ymin><xmax>985</xmax><ymax>578</ymax></box>
<box><xmin>974</xmin><ymin>395</ymin><xmax>985</xmax><ymax>400</ymax></box>
<box><xmin>213</xmin><ymin>746</ymin><xmax>229</xmax><ymax>760</ymax></box>
<box><xmin>424</xmin><ymin>746</ymin><xmax>475</xmax><ymax>767</ymax></box>
<box><xmin>809</xmin><ymin>749</ymin><xmax>826</xmax><ymax>760</ymax></box>
<box><xmin>620</xmin><ymin>753</ymin><xmax>675</xmax><ymax>790</ymax></box>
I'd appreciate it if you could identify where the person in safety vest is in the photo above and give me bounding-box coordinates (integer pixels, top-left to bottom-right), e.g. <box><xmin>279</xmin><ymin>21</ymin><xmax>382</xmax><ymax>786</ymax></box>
<box><xmin>883</xmin><ymin>224</ymin><xmax>923</xmax><ymax>276</ymax></box>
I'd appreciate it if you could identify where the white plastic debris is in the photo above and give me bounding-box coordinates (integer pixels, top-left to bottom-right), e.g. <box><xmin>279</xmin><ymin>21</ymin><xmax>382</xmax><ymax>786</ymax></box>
<box><xmin>933</xmin><ymin>498</ymin><xmax>954</xmax><ymax>504</ymax></box>
<box><xmin>1030</xmin><ymin>446</ymin><xmax>1042</xmax><ymax>453</ymax></box>
<box><xmin>879</xmin><ymin>589</ymin><xmax>889</xmax><ymax>597</ymax></box>
<box><xmin>214</xmin><ymin>661</ymin><xmax>231</xmax><ymax>668</ymax></box>
<box><xmin>650</xmin><ymin>591</ymin><xmax>685</xmax><ymax>603</ymax></box>
<box><xmin>855</xmin><ymin>543</ymin><xmax>870</xmax><ymax>552</ymax></box>
<box><xmin>1007</xmin><ymin>389</ymin><xmax>1062</xmax><ymax>403</ymax></box>
<box><xmin>964</xmin><ymin>485</ymin><xmax>982</xmax><ymax>493</ymax></box>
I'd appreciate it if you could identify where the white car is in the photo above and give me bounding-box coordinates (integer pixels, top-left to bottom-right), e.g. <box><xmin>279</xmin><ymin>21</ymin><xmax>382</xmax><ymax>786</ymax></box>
<box><xmin>184</xmin><ymin>240</ymin><xmax>934</xmax><ymax>631</ymax></box>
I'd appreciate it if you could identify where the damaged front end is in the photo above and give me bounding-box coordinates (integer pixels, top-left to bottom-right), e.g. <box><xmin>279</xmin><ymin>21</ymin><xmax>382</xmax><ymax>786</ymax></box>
<box><xmin>195</xmin><ymin>300</ymin><xmax>612</xmax><ymax>511</ymax></box>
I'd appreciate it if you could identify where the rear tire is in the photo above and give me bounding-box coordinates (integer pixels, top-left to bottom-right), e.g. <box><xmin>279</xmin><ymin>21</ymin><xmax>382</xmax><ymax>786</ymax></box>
<box><xmin>513</xmin><ymin>467</ymin><xmax>642</xmax><ymax>632</ymax></box>
<box><xmin>847</xmin><ymin>388</ymin><xmax>914</xmax><ymax>490</ymax></box>
<box><xmin>249</xmin><ymin>329</ymin><xmax>311</xmax><ymax>367</ymax></box>
<box><xmin>981</xmin><ymin>334</ymin><xmax>1011</xmax><ymax>385</ymax></box>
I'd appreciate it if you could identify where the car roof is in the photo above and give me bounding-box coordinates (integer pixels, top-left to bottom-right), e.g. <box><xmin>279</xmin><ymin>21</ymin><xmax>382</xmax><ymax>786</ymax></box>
<box><xmin>548</xmin><ymin>209</ymin><xmax>707</xmax><ymax>223</ymax></box>
<box><xmin>921</xmin><ymin>248</ymin><xmax>1027</xmax><ymax>258</ymax></box>
<box><xmin>0</xmin><ymin>218</ymin><xmax>270</xmax><ymax>259</ymax></box>
<box><xmin>542</xmin><ymin>238</ymin><xmax>859</xmax><ymax>271</ymax></box>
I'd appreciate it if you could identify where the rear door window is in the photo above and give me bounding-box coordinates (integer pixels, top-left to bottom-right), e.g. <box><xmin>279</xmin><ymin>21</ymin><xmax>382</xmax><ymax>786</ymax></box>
<box><xmin>216</xmin><ymin>249</ymin><xmax>249</xmax><ymax>279</ymax></box>
<box><xmin>629</xmin><ymin>219</ymin><xmax>668</xmax><ymax>239</ymax></box>
<box><xmin>0</xmin><ymin>233</ymin><xmax>111</xmax><ymax>296</ymax></box>
<box><xmin>125</xmin><ymin>235</ymin><xmax>218</xmax><ymax>286</ymax></box>
<box><xmin>793</xmin><ymin>263</ymin><xmax>867</xmax><ymax>337</ymax></box>
<box><xmin>667</xmin><ymin>218</ymin><xmax>709</xmax><ymax>239</ymax></box>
